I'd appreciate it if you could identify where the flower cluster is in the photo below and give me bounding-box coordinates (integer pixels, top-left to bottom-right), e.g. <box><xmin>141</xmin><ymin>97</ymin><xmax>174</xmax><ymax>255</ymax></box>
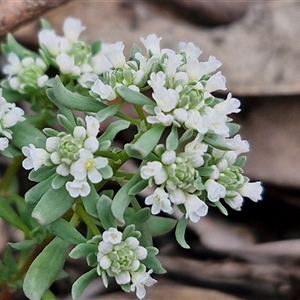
<box><xmin>0</xmin><ymin>16</ymin><xmax>263</xmax><ymax>300</ymax></box>
<box><xmin>96</xmin><ymin>227</ymin><xmax>156</xmax><ymax>299</ymax></box>
<box><xmin>0</xmin><ymin>89</ymin><xmax>25</xmax><ymax>151</ymax></box>
<box><xmin>22</xmin><ymin>115</ymin><xmax>113</xmax><ymax>198</ymax></box>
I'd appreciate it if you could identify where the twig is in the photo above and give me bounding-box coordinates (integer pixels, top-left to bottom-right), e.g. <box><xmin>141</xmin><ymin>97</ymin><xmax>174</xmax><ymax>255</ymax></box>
<box><xmin>0</xmin><ymin>0</ymin><xmax>73</xmax><ymax>37</ymax></box>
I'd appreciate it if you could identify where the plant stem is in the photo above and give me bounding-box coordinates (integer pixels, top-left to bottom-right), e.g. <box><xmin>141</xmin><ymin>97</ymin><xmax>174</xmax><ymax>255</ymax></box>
<box><xmin>0</xmin><ymin>155</ymin><xmax>23</xmax><ymax>191</ymax></box>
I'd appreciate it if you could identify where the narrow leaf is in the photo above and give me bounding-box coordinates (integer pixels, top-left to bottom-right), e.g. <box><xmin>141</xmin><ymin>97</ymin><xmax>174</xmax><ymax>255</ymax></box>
<box><xmin>97</xmin><ymin>195</ymin><xmax>117</xmax><ymax>230</ymax></box>
<box><xmin>71</xmin><ymin>268</ymin><xmax>97</xmax><ymax>299</ymax></box>
<box><xmin>166</xmin><ymin>125</ymin><xmax>178</xmax><ymax>150</ymax></box>
<box><xmin>147</xmin><ymin>216</ymin><xmax>176</xmax><ymax>237</ymax></box>
<box><xmin>96</xmin><ymin>101</ymin><xmax>122</xmax><ymax>122</ymax></box>
<box><xmin>98</xmin><ymin>119</ymin><xmax>130</xmax><ymax>143</ymax></box>
<box><xmin>23</xmin><ymin>237</ymin><xmax>69</xmax><ymax>300</ymax></box>
<box><xmin>175</xmin><ymin>217</ymin><xmax>190</xmax><ymax>249</ymax></box>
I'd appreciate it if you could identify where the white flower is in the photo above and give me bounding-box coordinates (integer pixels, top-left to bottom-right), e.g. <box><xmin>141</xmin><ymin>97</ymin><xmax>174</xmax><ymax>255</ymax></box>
<box><xmin>0</xmin><ymin>137</ymin><xmax>9</xmax><ymax>151</ymax></box>
<box><xmin>22</xmin><ymin>144</ymin><xmax>50</xmax><ymax>171</ymax></box>
<box><xmin>161</xmin><ymin>150</ymin><xmax>176</xmax><ymax>165</ymax></box>
<box><xmin>70</xmin><ymin>149</ymin><xmax>108</xmax><ymax>183</ymax></box>
<box><xmin>185</xmin><ymin>57</ymin><xmax>205</xmax><ymax>82</ymax></box>
<box><xmin>102</xmin><ymin>228</ymin><xmax>123</xmax><ymax>244</ymax></box>
<box><xmin>185</xmin><ymin>110</ymin><xmax>207</xmax><ymax>134</ymax></box>
<box><xmin>179</xmin><ymin>41</ymin><xmax>202</xmax><ymax>59</ymax></box>
<box><xmin>148</xmin><ymin>71</ymin><xmax>166</xmax><ymax>89</ymax></box>
<box><xmin>140</xmin><ymin>161</ymin><xmax>168</xmax><ymax>185</ymax></box>
<box><xmin>214</xmin><ymin>93</ymin><xmax>240</xmax><ymax>115</ymax></box>
<box><xmin>130</xmin><ymin>270</ymin><xmax>157</xmax><ymax>299</ymax></box>
<box><xmin>90</xmin><ymin>79</ymin><xmax>116</xmax><ymax>101</ymax></box>
<box><xmin>167</xmin><ymin>187</ymin><xmax>185</xmax><ymax>205</ymax></box>
<box><xmin>185</xmin><ymin>135</ymin><xmax>208</xmax><ymax>168</ymax></box>
<box><xmin>152</xmin><ymin>86</ymin><xmax>179</xmax><ymax>113</ymax></box>
<box><xmin>104</xmin><ymin>41</ymin><xmax>126</xmax><ymax>69</ymax></box>
<box><xmin>65</xmin><ymin>179</ymin><xmax>91</xmax><ymax>198</ymax></box>
<box><xmin>147</xmin><ymin>107</ymin><xmax>174</xmax><ymax>127</ymax></box>
<box><xmin>38</xmin><ymin>29</ymin><xmax>61</xmax><ymax>56</ymax></box>
<box><xmin>163</xmin><ymin>53</ymin><xmax>183</xmax><ymax>78</ymax></box>
<box><xmin>140</xmin><ymin>34</ymin><xmax>162</xmax><ymax>56</ymax></box>
<box><xmin>2</xmin><ymin>53</ymin><xmax>22</xmax><ymax>76</ymax></box>
<box><xmin>226</xmin><ymin>134</ymin><xmax>249</xmax><ymax>155</ymax></box>
<box><xmin>184</xmin><ymin>193</ymin><xmax>208</xmax><ymax>223</ymax></box>
<box><xmin>199</xmin><ymin>56</ymin><xmax>222</xmax><ymax>75</ymax></box>
<box><xmin>204</xmin><ymin>71</ymin><xmax>226</xmax><ymax>93</ymax></box>
<box><xmin>145</xmin><ymin>187</ymin><xmax>173</xmax><ymax>214</ymax></box>
<box><xmin>63</xmin><ymin>17</ymin><xmax>86</xmax><ymax>43</ymax></box>
<box><xmin>56</xmin><ymin>53</ymin><xmax>80</xmax><ymax>75</ymax></box>
<box><xmin>205</xmin><ymin>179</ymin><xmax>226</xmax><ymax>202</ymax></box>
<box><xmin>225</xmin><ymin>194</ymin><xmax>243</xmax><ymax>210</ymax></box>
<box><xmin>85</xmin><ymin>116</ymin><xmax>99</xmax><ymax>137</ymax></box>
<box><xmin>173</xmin><ymin>108</ymin><xmax>188</xmax><ymax>123</ymax></box>
<box><xmin>239</xmin><ymin>181</ymin><xmax>263</xmax><ymax>202</ymax></box>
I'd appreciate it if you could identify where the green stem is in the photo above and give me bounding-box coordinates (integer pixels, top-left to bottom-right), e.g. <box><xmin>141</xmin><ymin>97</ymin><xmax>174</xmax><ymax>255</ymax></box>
<box><xmin>0</xmin><ymin>155</ymin><xmax>23</xmax><ymax>191</ymax></box>
<box><xmin>75</xmin><ymin>199</ymin><xmax>101</xmax><ymax>236</ymax></box>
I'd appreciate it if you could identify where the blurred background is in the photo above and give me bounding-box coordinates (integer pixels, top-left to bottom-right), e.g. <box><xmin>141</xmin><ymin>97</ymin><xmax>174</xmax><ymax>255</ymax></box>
<box><xmin>2</xmin><ymin>1</ymin><xmax>300</xmax><ymax>299</ymax></box>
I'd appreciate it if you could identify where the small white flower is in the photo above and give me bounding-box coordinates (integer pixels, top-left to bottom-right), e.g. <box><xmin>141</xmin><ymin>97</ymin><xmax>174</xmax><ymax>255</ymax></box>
<box><xmin>185</xmin><ymin>57</ymin><xmax>205</xmax><ymax>82</ymax></box>
<box><xmin>147</xmin><ymin>107</ymin><xmax>174</xmax><ymax>127</ymax></box>
<box><xmin>65</xmin><ymin>179</ymin><xmax>91</xmax><ymax>198</ymax></box>
<box><xmin>239</xmin><ymin>181</ymin><xmax>263</xmax><ymax>202</ymax></box>
<box><xmin>199</xmin><ymin>56</ymin><xmax>222</xmax><ymax>75</ymax></box>
<box><xmin>185</xmin><ymin>135</ymin><xmax>207</xmax><ymax>168</ymax></box>
<box><xmin>104</xmin><ymin>41</ymin><xmax>126</xmax><ymax>69</ymax></box>
<box><xmin>90</xmin><ymin>79</ymin><xmax>117</xmax><ymax>101</ymax></box>
<box><xmin>152</xmin><ymin>86</ymin><xmax>179</xmax><ymax>113</ymax></box>
<box><xmin>22</xmin><ymin>144</ymin><xmax>50</xmax><ymax>171</ymax></box>
<box><xmin>102</xmin><ymin>228</ymin><xmax>123</xmax><ymax>244</ymax></box>
<box><xmin>85</xmin><ymin>116</ymin><xmax>99</xmax><ymax>137</ymax></box>
<box><xmin>184</xmin><ymin>193</ymin><xmax>208</xmax><ymax>223</ymax></box>
<box><xmin>173</xmin><ymin>108</ymin><xmax>188</xmax><ymax>123</ymax></box>
<box><xmin>163</xmin><ymin>53</ymin><xmax>183</xmax><ymax>78</ymax></box>
<box><xmin>70</xmin><ymin>149</ymin><xmax>108</xmax><ymax>183</ymax></box>
<box><xmin>179</xmin><ymin>41</ymin><xmax>202</xmax><ymax>59</ymax></box>
<box><xmin>148</xmin><ymin>71</ymin><xmax>166</xmax><ymax>89</ymax></box>
<box><xmin>130</xmin><ymin>269</ymin><xmax>157</xmax><ymax>299</ymax></box>
<box><xmin>214</xmin><ymin>93</ymin><xmax>240</xmax><ymax>115</ymax></box>
<box><xmin>140</xmin><ymin>161</ymin><xmax>168</xmax><ymax>185</ymax></box>
<box><xmin>38</xmin><ymin>29</ymin><xmax>60</xmax><ymax>56</ymax></box>
<box><xmin>145</xmin><ymin>187</ymin><xmax>173</xmax><ymax>214</ymax></box>
<box><xmin>56</xmin><ymin>53</ymin><xmax>80</xmax><ymax>75</ymax></box>
<box><xmin>140</xmin><ymin>34</ymin><xmax>162</xmax><ymax>56</ymax></box>
<box><xmin>225</xmin><ymin>194</ymin><xmax>243</xmax><ymax>210</ymax></box>
<box><xmin>205</xmin><ymin>179</ymin><xmax>226</xmax><ymax>202</ymax></box>
<box><xmin>63</xmin><ymin>17</ymin><xmax>86</xmax><ymax>43</ymax></box>
<box><xmin>0</xmin><ymin>137</ymin><xmax>9</xmax><ymax>151</ymax></box>
<box><xmin>204</xmin><ymin>71</ymin><xmax>227</xmax><ymax>93</ymax></box>
<box><xmin>161</xmin><ymin>150</ymin><xmax>176</xmax><ymax>165</ymax></box>
<box><xmin>185</xmin><ymin>110</ymin><xmax>207</xmax><ymax>134</ymax></box>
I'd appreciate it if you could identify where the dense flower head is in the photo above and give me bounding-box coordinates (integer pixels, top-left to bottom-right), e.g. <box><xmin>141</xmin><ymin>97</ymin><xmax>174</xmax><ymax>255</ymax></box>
<box><xmin>2</xmin><ymin>53</ymin><xmax>48</xmax><ymax>93</ymax></box>
<box><xmin>22</xmin><ymin>115</ymin><xmax>113</xmax><ymax>198</ymax></box>
<box><xmin>96</xmin><ymin>227</ymin><xmax>156</xmax><ymax>298</ymax></box>
<box><xmin>0</xmin><ymin>89</ymin><xmax>25</xmax><ymax>150</ymax></box>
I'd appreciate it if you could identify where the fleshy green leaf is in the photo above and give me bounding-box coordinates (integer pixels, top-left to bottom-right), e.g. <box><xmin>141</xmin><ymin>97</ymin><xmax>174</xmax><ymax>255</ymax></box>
<box><xmin>214</xmin><ymin>201</ymin><xmax>228</xmax><ymax>216</ymax></box>
<box><xmin>203</xmin><ymin>135</ymin><xmax>232</xmax><ymax>151</ymax></box>
<box><xmin>147</xmin><ymin>215</ymin><xmax>176</xmax><ymax>237</ymax></box>
<box><xmin>125</xmin><ymin>125</ymin><xmax>165</xmax><ymax>159</ymax></box>
<box><xmin>47</xmin><ymin>218</ymin><xmax>86</xmax><ymax>245</ymax></box>
<box><xmin>29</xmin><ymin>165</ymin><xmax>57</xmax><ymax>182</ymax></box>
<box><xmin>8</xmin><ymin>240</ymin><xmax>37</xmax><ymax>251</ymax></box>
<box><xmin>98</xmin><ymin>119</ymin><xmax>130</xmax><ymax>143</ymax></box>
<box><xmin>234</xmin><ymin>156</ymin><xmax>247</xmax><ymax>168</ymax></box>
<box><xmin>166</xmin><ymin>125</ymin><xmax>178</xmax><ymax>151</ymax></box>
<box><xmin>69</xmin><ymin>243</ymin><xmax>97</xmax><ymax>260</ymax></box>
<box><xmin>57</xmin><ymin>114</ymin><xmax>75</xmax><ymax>133</ymax></box>
<box><xmin>49</xmin><ymin>76</ymin><xmax>106</xmax><ymax>112</ymax></box>
<box><xmin>23</xmin><ymin>237</ymin><xmax>69</xmax><ymax>300</ymax></box>
<box><xmin>96</xmin><ymin>101</ymin><xmax>123</xmax><ymax>122</ymax></box>
<box><xmin>227</xmin><ymin>122</ymin><xmax>241</xmax><ymax>136</ymax></box>
<box><xmin>128</xmin><ymin>180</ymin><xmax>148</xmax><ymax>196</ymax></box>
<box><xmin>197</xmin><ymin>167</ymin><xmax>214</xmax><ymax>177</ymax></box>
<box><xmin>175</xmin><ymin>216</ymin><xmax>190</xmax><ymax>249</ymax></box>
<box><xmin>82</xmin><ymin>185</ymin><xmax>99</xmax><ymax>218</ymax></box>
<box><xmin>71</xmin><ymin>268</ymin><xmax>97</xmax><ymax>299</ymax></box>
<box><xmin>91</xmin><ymin>40</ymin><xmax>102</xmax><ymax>55</ymax></box>
<box><xmin>31</xmin><ymin>186</ymin><xmax>74</xmax><ymax>226</ymax></box>
<box><xmin>97</xmin><ymin>194</ymin><xmax>117</xmax><ymax>230</ymax></box>
<box><xmin>111</xmin><ymin>172</ymin><xmax>142</xmax><ymax>224</ymax></box>
<box><xmin>116</xmin><ymin>85</ymin><xmax>154</xmax><ymax>107</ymax></box>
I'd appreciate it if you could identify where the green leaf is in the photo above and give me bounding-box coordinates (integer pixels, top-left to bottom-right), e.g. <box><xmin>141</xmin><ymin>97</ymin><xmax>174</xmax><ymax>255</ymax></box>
<box><xmin>98</xmin><ymin>119</ymin><xmax>130</xmax><ymax>143</ymax></box>
<box><xmin>40</xmin><ymin>18</ymin><xmax>52</xmax><ymax>30</ymax></box>
<box><xmin>97</xmin><ymin>195</ymin><xmax>117</xmax><ymax>230</ymax></box>
<box><xmin>69</xmin><ymin>243</ymin><xmax>97</xmax><ymax>260</ymax></box>
<box><xmin>147</xmin><ymin>215</ymin><xmax>176</xmax><ymax>237</ymax></box>
<box><xmin>8</xmin><ymin>240</ymin><xmax>37</xmax><ymax>251</ymax></box>
<box><xmin>25</xmin><ymin>173</ymin><xmax>56</xmax><ymax>204</ymax></box>
<box><xmin>116</xmin><ymin>85</ymin><xmax>154</xmax><ymax>107</ymax></box>
<box><xmin>197</xmin><ymin>167</ymin><xmax>214</xmax><ymax>177</ymax></box>
<box><xmin>227</xmin><ymin>122</ymin><xmax>241</xmax><ymax>136</ymax></box>
<box><xmin>31</xmin><ymin>186</ymin><xmax>74</xmax><ymax>226</ymax></box>
<box><xmin>47</xmin><ymin>218</ymin><xmax>86</xmax><ymax>245</ymax></box>
<box><xmin>23</xmin><ymin>237</ymin><xmax>69</xmax><ymax>300</ymax></box>
<box><xmin>166</xmin><ymin>125</ymin><xmax>178</xmax><ymax>151</ymax></box>
<box><xmin>214</xmin><ymin>201</ymin><xmax>228</xmax><ymax>216</ymax></box>
<box><xmin>132</xmin><ymin>208</ymin><xmax>151</xmax><ymax>224</ymax></box>
<box><xmin>203</xmin><ymin>135</ymin><xmax>232</xmax><ymax>151</ymax></box>
<box><xmin>0</xmin><ymin>196</ymin><xmax>31</xmax><ymax>235</ymax></box>
<box><xmin>2</xmin><ymin>34</ymin><xmax>38</xmax><ymax>58</ymax></box>
<box><xmin>111</xmin><ymin>172</ymin><xmax>142</xmax><ymax>224</ymax></box>
<box><xmin>57</xmin><ymin>114</ymin><xmax>75</xmax><ymax>133</ymax></box>
<box><xmin>128</xmin><ymin>180</ymin><xmax>148</xmax><ymax>196</ymax></box>
<box><xmin>234</xmin><ymin>156</ymin><xmax>247</xmax><ymax>168</ymax></box>
<box><xmin>178</xmin><ymin>129</ymin><xmax>194</xmax><ymax>146</ymax></box>
<box><xmin>175</xmin><ymin>217</ymin><xmax>190</xmax><ymax>249</ymax></box>
<box><xmin>91</xmin><ymin>40</ymin><xmax>102</xmax><ymax>55</ymax></box>
<box><xmin>71</xmin><ymin>268</ymin><xmax>97</xmax><ymax>299</ymax></box>
<box><xmin>141</xmin><ymin>255</ymin><xmax>166</xmax><ymax>274</ymax></box>
<box><xmin>82</xmin><ymin>185</ymin><xmax>99</xmax><ymax>218</ymax></box>
<box><xmin>11</xmin><ymin>120</ymin><xmax>46</xmax><ymax>149</ymax></box>
<box><xmin>125</xmin><ymin>125</ymin><xmax>165</xmax><ymax>159</ymax></box>
<box><xmin>29</xmin><ymin>165</ymin><xmax>57</xmax><ymax>182</ymax></box>
<box><xmin>49</xmin><ymin>76</ymin><xmax>106</xmax><ymax>112</ymax></box>
<box><xmin>51</xmin><ymin>174</ymin><xmax>69</xmax><ymax>190</ymax></box>
<box><xmin>96</xmin><ymin>101</ymin><xmax>123</xmax><ymax>122</ymax></box>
